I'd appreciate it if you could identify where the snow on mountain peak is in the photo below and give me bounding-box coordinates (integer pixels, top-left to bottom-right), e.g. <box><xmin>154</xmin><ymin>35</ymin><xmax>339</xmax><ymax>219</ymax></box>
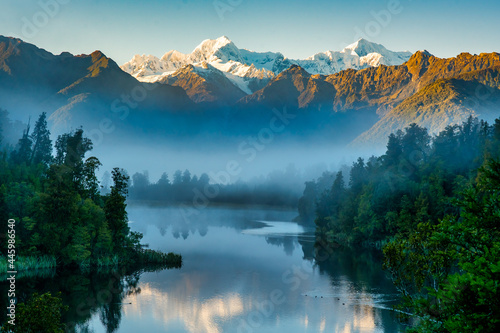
<box><xmin>121</xmin><ymin>54</ymin><xmax>167</xmax><ymax>78</ymax></box>
<box><xmin>194</xmin><ymin>36</ymin><xmax>232</xmax><ymax>53</ymax></box>
<box><xmin>121</xmin><ymin>37</ymin><xmax>413</xmax><ymax>93</ymax></box>
<box><xmin>190</xmin><ymin>36</ymin><xmax>239</xmax><ymax>62</ymax></box>
<box><xmin>342</xmin><ymin>39</ymin><xmax>388</xmax><ymax>57</ymax></box>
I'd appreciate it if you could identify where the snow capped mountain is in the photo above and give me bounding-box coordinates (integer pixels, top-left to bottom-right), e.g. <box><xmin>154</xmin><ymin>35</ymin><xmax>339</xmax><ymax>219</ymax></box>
<box><xmin>156</xmin><ymin>61</ymin><xmax>248</xmax><ymax>105</ymax></box>
<box><xmin>296</xmin><ymin>39</ymin><xmax>412</xmax><ymax>75</ymax></box>
<box><xmin>121</xmin><ymin>37</ymin><xmax>412</xmax><ymax>94</ymax></box>
<box><xmin>120</xmin><ymin>54</ymin><xmax>172</xmax><ymax>82</ymax></box>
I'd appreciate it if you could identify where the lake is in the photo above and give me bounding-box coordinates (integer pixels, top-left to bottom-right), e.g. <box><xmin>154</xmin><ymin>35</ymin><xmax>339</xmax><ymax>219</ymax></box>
<box><xmin>1</xmin><ymin>205</ymin><xmax>405</xmax><ymax>332</ymax></box>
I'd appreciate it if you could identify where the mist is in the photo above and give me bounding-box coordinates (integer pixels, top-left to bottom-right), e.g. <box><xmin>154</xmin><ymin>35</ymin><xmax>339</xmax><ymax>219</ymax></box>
<box><xmin>92</xmin><ymin>138</ymin><xmax>371</xmax><ymax>185</ymax></box>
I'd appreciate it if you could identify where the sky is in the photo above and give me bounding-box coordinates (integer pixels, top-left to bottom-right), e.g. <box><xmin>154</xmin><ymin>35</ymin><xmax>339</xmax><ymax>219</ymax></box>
<box><xmin>1</xmin><ymin>0</ymin><xmax>499</xmax><ymax>65</ymax></box>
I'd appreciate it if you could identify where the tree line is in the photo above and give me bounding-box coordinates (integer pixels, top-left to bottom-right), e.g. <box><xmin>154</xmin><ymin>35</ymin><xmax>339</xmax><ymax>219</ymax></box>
<box><xmin>297</xmin><ymin>116</ymin><xmax>500</xmax><ymax>331</ymax></box>
<box><xmin>0</xmin><ymin>110</ymin><xmax>181</xmax><ymax>267</ymax></box>
<box><xmin>126</xmin><ymin>168</ymin><xmax>301</xmax><ymax>208</ymax></box>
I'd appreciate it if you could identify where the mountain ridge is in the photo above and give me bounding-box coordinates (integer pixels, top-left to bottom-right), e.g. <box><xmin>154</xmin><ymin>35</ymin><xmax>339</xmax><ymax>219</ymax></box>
<box><xmin>353</xmin><ymin>66</ymin><xmax>500</xmax><ymax>147</ymax></box>
<box><xmin>0</xmin><ymin>35</ymin><xmax>195</xmax><ymax>134</ymax></box>
<box><xmin>121</xmin><ymin>36</ymin><xmax>413</xmax><ymax>96</ymax></box>
<box><xmin>1</xmin><ymin>34</ymin><xmax>499</xmax><ymax>150</ymax></box>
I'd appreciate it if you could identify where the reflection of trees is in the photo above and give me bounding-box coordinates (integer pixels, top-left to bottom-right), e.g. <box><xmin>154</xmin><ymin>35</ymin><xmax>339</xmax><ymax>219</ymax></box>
<box><xmin>297</xmin><ymin>235</ymin><xmax>315</xmax><ymax>260</ymax></box>
<box><xmin>168</xmin><ymin>223</ymin><xmax>206</xmax><ymax>240</ymax></box>
<box><xmin>265</xmin><ymin>236</ymin><xmax>296</xmax><ymax>256</ymax></box>
<box><xmin>314</xmin><ymin>247</ymin><xmax>395</xmax><ymax>290</ymax></box>
<box><xmin>0</xmin><ymin>265</ymin><xmax>173</xmax><ymax>332</ymax></box>
<box><xmin>98</xmin><ymin>272</ymin><xmax>141</xmax><ymax>333</ymax></box>
<box><xmin>198</xmin><ymin>224</ymin><xmax>208</xmax><ymax>237</ymax></box>
<box><xmin>100</xmin><ymin>299</ymin><xmax>122</xmax><ymax>333</ymax></box>
<box><xmin>140</xmin><ymin>206</ymin><xmax>298</xmax><ymax>241</ymax></box>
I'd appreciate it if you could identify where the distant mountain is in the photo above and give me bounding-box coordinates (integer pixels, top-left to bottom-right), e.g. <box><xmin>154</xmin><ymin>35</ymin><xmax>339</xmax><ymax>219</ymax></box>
<box><xmin>240</xmin><ymin>51</ymin><xmax>500</xmax><ymax>111</ymax></box>
<box><xmin>121</xmin><ymin>36</ymin><xmax>412</xmax><ymax>98</ymax></box>
<box><xmin>121</xmin><ymin>36</ymin><xmax>277</xmax><ymax>96</ymax></box>
<box><xmin>0</xmin><ymin>36</ymin><xmax>194</xmax><ymax>134</ymax></box>
<box><xmin>238</xmin><ymin>65</ymin><xmax>335</xmax><ymax>110</ymax></box>
<box><xmin>158</xmin><ymin>62</ymin><xmax>247</xmax><ymax>106</ymax></box>
<box><xmin>295</xmin><ymin>38</ymin><xmax>412</xmax><ymax>75</ymax></box>
<box><xmin>2</xmin><ymin>34</ymin><xmax>499</xmax><ymax>150</ymax></box>
<box><xmin>353</xmin><ymin>66</ymin><xmax>500</xmax><ymax>146</ymax></box>
<box><xmin>324</xmin><ymin>50</ymin><xmax>500</xmax><ymax>115</ymax></box>
<box><xmin>237</xmin><ymin>49</ymin><xmax>500</xmax><ymax>147</ymax></box>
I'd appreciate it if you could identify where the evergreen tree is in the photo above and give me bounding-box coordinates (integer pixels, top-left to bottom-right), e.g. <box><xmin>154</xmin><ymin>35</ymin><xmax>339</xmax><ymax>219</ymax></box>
<box><xmin>383</xmin><ymin>131</ymin><xmax>403</xmax><ymax>168</ymax></box>
<box><xmin>349</xmin><ymin>157</ymin><xmax>368</xmax><ymax>193</ymax></box>
<box><xmin>199</xmin><ymin>173</ymin><xmax>210</xmax><ymax>187</ymax></box>
<box><xmin>157</xmin><ymin>172</ymin><xmax>170</xmax><ymax>186</ymax></box>
<box><xmin>105</xmin><ymin>168</ymin><xmax>130</xmax><ymax>252</ymax></box>
<box><xmin>401</xmin><ymin>123</ymin><xmax>431</xmax><ymax>165</ymax></box>
<box><xmin>30</xmin><ymin>112</ymin><xmax>52</xmax><ymax>166</ymax></box>
<box><xmin>384</xmin><ymin>159</ymin><xmax>500</xmax><ymax>332</ymax></box>
<box><xmin>298</xmin><ymin>181</ymin><xmax>316</xmax><ymax>223</ymax></box>
<box><xmin>10</xmin><ymin>122</ymin><xmax>32</xmax><ymax>165</ymax></box>
<box><xmin>54</xmin><ymin>129</ymin><xmax>93</xmax><ymax>193</ymax></box>
<box><xmin>182</xmin><ymin>169</ymin><xmax>191</xmax><ymax>183</ymax></box>
<box><xmin>83</xmin><ymin>156</ymin><xmax>102</xmax><ymax>201</ymax></box>
<box><xmin>173</xmin><ymin>170</ymin><xmax>182</xmax><ymax>184</ymax></box>
<box><xmin>34</xmin><ymin>164</ymin><xmax>80</xmax><ymax>263</ymax></box>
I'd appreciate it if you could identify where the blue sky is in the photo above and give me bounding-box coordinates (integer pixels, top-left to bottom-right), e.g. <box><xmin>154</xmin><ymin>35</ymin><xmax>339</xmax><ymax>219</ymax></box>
<box><xmin>1</xmin><ymin>0</ymin><xmax>499</xmax><ymax>65</ymax></box>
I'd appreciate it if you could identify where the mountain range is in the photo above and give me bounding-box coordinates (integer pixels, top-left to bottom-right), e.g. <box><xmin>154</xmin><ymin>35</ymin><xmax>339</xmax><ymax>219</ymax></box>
<box><xmin>121</xmin><ymin>36</ymin><xmax>412</xmax><ymax>103</ymax></box>
<box><xmin>0</xmin><ymin>35</ymin><xmax>499</xmax><ymax>149</ymax></box>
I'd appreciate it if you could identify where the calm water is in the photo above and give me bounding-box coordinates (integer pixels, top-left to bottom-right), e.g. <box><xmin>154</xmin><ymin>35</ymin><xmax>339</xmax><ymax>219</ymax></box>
<box><xmin>1</xmin><ymin>205</ymin><xmax>405</xmax><ymax>332</ymax></box>
<box><xmin>87</xmin><ymin>204</ymin><xmax>404</xmax><ymax>333</ymax></box>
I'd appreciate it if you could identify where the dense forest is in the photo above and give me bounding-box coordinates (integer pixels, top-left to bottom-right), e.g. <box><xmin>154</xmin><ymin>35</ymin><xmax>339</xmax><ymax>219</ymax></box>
<box><xmin>3</xmin><ymin>106</ymin><xmax>500</xmax><ymax>331</ymax></box>
<box><xmin>125</xmin><ymin>167</ymin><xmax>302</xmax><ymax>208</ymax></box>
<box><xmin>298</xmin><ymin>116</ymin><xmax>500</xmax><ymax>331</ymax></box>
<box><xmin>0</xmin><ymin>109</ymin><xmax>181</xmax><ymax>268</ymax></box>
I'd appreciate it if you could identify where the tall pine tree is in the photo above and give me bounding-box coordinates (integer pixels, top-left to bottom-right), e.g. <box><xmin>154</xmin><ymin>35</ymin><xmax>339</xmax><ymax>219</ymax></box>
<box><xmin>30</xmin><ymin>112</ymin><xmax>52</xmax><ymax>166</ymax></box>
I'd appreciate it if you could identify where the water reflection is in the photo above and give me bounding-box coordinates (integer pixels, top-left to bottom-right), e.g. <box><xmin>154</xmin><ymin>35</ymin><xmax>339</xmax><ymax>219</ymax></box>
<box><xmin>123</xmin><ymin>285</ymin><xmax>245</xmax><ymax>333</ymax></box>
<box><xmin>128</xmin><ymin>204</ymin><xmax>296</xmax><ymax>242</ymax></box>
<box><xmin>89</xmin><ymin>205</ymin><xmax>403</xmax><ymax>332</ymax></box>
<box><xmin>1</xmin><ymin>206</ymin><xmax>404</xmax><ymax>332</ymax></box>
<box><xmin>0</xmin><ymin>265</ymin><xmax>179</xmax><ymax>333</ymax></box>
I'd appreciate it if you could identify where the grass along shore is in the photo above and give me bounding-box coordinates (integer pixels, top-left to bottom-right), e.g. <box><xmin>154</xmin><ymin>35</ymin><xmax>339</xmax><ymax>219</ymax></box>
<box><xmin>0</xmin><ymin>255</ymin><xmax>57</xmax><ymax>272</ymax></box>
<box><xmin>0</xmin><ymin>249</ymin><xmax>182</xmax><ymax>274</ymax></box>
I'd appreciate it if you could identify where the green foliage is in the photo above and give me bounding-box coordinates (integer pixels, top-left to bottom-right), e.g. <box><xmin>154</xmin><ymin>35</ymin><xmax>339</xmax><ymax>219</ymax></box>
<box><xmin>1</xmin><ymin>292</ymin><xmax>68</xmax><ymax>333</ymax></box>
<box><xmin>0</xmin><ymin>112</ymin><xmax>180</xmax><ymax>268</ymax></box>
<box><xmin>299</xmin><ymin>119</ymin><xmax>492</xmax><ymax>246</ymax></box>
<box><xmin>297</xmin><ymin>117</ymin><xmax>500</xmax><ymax>330</ymax></box>
<box><xmin>10</xmin><ymin>123</ymin><xmax>32</xmax><ymax>165</ymax></box>
<box><xmin>134</xmin><ymin>249</ymin><xmax>183</xmax><ymax>267</ymax></box>
<box><xmin>384</xmin><ymin>159</ymin><xmax>500</xmax><ymax>332</ymax></box>
<box><xmin>105</xmin><ymin>168</ymin><xmax>130</xmax><ymax>253</ymax></box>
<box><xmin>29</xmin><ymin>112</ymin><xmax>52</xmax><ymax>166</ymax></box>
<box><xmin>14</xmin><ymin>256</ymin><xmax>56</xmax><ymax>271</ymax></box>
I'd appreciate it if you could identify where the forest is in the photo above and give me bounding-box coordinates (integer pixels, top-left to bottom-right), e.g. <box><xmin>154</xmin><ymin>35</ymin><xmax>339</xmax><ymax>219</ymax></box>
<box><xmin>2</xmin><ymin>107</ymin><xmax>500</xmax><ymax>331</ymax></box>
<box><xmin>297</xmin><ymin>116</ymin><xmax>500</xmax><ymax>331</ymax></box>
<box><xmin>124</xmin><ymin>168</ymin><xmax>302</xmax><ymax>208</ymax></box>
<box><xmin>0</xmin><ymin>109</ymin><xmax>181</xmax><ymax>269</ymax></box>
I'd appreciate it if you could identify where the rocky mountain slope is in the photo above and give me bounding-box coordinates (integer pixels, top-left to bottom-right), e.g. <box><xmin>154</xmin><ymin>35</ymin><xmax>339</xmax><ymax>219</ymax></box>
<box><xmin>0</xmin><ymin>35</ymin><xmax>194</xmax><ymax>133</ymax></box>
<box><xmin>353</xmin><ymin>66</ymin><xmax>500</xmax><ymax>146</ymax></box>
<box><xmin>121</xmin><ymin>36</ymin><xmax>412</xmax><ymax>99</ymax></box>
<box><xmin>2</xmin><ymin>34</ymin><xmax>499</xmax><ymax>148</ymax></box>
